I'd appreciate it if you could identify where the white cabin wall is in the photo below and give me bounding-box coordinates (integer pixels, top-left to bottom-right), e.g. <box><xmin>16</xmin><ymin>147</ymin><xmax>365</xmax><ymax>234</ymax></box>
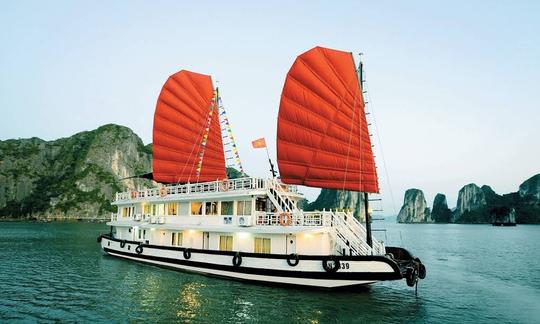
<box><xmin>235</xmin><ymin>232</ymin><xmax>252</xmax><ymax>252</ymax></box>
<box><xmin>116</xmin><ymin>227</ymin><xmax>130</xmax><ymax>240</ymax></box>
<box><xmin>183</xmin><ymin>230</ymin><xmax>203</xmax><ymax>249</ymax></box>
<box><xmin>209</xmin><ymin>233</ymin><xmax>220</xmax><ymax>250</ymax></box>
<box><xmin>149</xmin><ymin>229</ymin><xmax>168</xmax><ymax>245</ymax></box>
<box><xmin>270</xmin><ymin>235</ymin><xmax>287</xmax><ymax>254</ymax></box>
<box><xmin>179</xmin><ymin>202</ymin><xmax>189</xmax><ymax>216</ymax></box>
<box><xmin>296</xmin><ymin>233</ymin><xmax>329</xmax><ymax>255</ymax></box>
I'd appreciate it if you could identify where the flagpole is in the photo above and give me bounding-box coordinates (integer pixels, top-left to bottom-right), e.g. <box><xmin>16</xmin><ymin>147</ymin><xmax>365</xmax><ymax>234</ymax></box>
<box><xmin>265</xmin><ymin>146</ymin><xmax>277</xmax><ymax>178</ymax></box>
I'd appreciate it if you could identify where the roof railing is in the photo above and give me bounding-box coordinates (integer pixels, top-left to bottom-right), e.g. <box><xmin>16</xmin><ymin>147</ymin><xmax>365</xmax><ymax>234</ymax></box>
<box><xmin>115</xmin><ymin>177</ymin><xmax>298</xmax><ymax>202</ymax></box>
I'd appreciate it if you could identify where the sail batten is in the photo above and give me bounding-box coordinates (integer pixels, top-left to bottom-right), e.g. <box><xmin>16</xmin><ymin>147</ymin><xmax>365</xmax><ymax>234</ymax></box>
<box><xmin>277</xmin><ymin>46</ymin><xmax>379</xmax><ymax>193</ymax></box>
<box><xmin>153</xmin><ymin>70</ymin><xmax>226</xmax><ymax>184</ymax></box>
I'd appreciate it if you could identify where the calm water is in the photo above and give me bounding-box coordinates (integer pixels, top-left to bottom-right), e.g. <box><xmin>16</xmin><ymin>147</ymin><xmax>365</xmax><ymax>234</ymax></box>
<box><xmin>0</xmin><ymin>222</ymin><xmax>539</xmax><ymax>323</ymax></box>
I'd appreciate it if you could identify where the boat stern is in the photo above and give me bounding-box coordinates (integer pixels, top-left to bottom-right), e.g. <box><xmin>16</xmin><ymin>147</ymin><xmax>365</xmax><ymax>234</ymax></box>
<box><xmin>385</xmin><ymin>246</ymin><xmax>426</xmax><ymax>287</ymax></box>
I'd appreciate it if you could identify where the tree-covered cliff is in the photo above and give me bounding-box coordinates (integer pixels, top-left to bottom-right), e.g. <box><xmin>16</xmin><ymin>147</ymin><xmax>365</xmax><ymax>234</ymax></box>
<box><xmin>0</xmin><ymin>124</ymin><xmax>154</xmax><ymax>220</ymax></box>
<box><xmin>304</xmin><ymin>189</ymin><xmax>367</xmax><ymax>221</ymax></box>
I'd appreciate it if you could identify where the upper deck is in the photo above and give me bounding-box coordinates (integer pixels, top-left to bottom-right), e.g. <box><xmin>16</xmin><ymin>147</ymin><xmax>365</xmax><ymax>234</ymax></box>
<box><xmin>114</xmin><ymin>177</ymin><xmax>302</xmax><ymax>204</ymax></box>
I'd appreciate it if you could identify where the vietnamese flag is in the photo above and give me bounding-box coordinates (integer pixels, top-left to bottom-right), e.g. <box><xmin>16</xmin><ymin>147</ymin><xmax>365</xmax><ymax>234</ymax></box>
<box><xmin>251</xmin><ymin>138</ymin><xmax>266</xmax><ymax>149</ymax></box>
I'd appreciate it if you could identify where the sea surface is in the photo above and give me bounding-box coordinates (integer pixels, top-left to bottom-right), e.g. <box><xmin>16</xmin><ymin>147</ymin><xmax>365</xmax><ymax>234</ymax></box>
<box><xmin>0</xmin><ymin>221</ymin><xmax>539</xmax><ymax>323</ymax></box>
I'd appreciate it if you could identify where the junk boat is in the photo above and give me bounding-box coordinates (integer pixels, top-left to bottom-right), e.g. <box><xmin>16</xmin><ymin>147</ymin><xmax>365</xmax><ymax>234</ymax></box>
<box><xmin>98</xmin><ymin>46</ymin><xmax>426</xmax><ymax>289</ymax></box>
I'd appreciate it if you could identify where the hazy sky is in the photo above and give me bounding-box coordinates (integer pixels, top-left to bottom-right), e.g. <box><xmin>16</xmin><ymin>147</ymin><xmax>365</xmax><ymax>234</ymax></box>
<box><xmin>1</xmin><ymin>1</ymin><xmax>539</xmax><ymax>214</ymax></box>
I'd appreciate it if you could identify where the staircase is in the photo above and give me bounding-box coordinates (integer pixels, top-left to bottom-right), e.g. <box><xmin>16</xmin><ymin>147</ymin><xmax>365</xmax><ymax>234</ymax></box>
<box><xmin>264</xmin><ymin>179</ymin><xmax>385</xmax><ymax>256</ymax></box>
<box><xmin>330</xmin><ymin>211</ymin><xmax>386</xmax><ymax>256</ymax></box>
<box><xmin>266</xmin><ymin>179</ymin><xmax>297</xmax><ymax>213</ymax></box>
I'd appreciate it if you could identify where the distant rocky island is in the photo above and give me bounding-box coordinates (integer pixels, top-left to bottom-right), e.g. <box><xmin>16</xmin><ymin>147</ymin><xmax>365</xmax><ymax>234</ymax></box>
<box><xmin>397</xmin><ymin>175</ymin><xmax>540</xmax><ymax>224</ymax></box>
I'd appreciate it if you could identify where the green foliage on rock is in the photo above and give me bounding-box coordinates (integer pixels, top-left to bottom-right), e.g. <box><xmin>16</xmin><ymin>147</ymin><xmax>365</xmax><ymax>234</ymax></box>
<box><xmin>304</xmin><ymin>188</ymin><xmax>366</xmax><ymax>221</ymax></box>
<box><xmin>226</xmin><ymin>167</ymin><xmax>247</xmax><ymax>179</ymax></box>
<box><xmin>0</xmin><ymin>124</ymin><xmax>153</xmax><ymax>220</ymax></box>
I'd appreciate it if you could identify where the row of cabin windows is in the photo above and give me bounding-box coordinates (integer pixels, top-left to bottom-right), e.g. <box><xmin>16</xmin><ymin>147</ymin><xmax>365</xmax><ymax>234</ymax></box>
<box><xmin>166</xmin><ymin>233</ymin><xmax>270</xmax><ymax>253</ymax></box>
<box><xmin>142</xmin><ymin>203</ymin><xmax>177</xmax><ymax>216</ymax></box>
<box><xmin>126</xmin><ymin>201</ymin><xmax>252</xmax><ymax>217</ymax></box>
<box><xmin>218</xmin><ymin>236</ymin><xmax>270</xmax><ymax>253</ymax></box>
<box><xmin>190</xmin><ymin>201</ymin><xmax>251</xmax><ymax>216</ymax></box>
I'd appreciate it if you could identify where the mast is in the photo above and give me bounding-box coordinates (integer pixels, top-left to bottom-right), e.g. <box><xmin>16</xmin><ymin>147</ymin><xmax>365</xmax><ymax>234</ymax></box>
<box><xmin>358</xmin><ymin>54</ymin><xmax>373</xmax><ymax>248</ymax></box>
<box><xmin>267</xmin><ymin>148</ymin><xmax>277</xmax><ymax>178</ymax></box>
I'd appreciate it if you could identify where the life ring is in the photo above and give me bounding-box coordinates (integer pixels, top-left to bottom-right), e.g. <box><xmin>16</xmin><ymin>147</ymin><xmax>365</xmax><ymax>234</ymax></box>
<box><xmin>286</xmin><ymin>253</ymin><xmax>299</xmax><ymax>267</ymax></box>
<box><xmin>97</xmin><ymin>235</ymin><xmax>102</xmax><ymax>243</ymax></box>
<box><xmin>232</xmin><ymin>252</ymin><xmax>242</xmax><ymax>267</ymax></box>
<box><xmin>406</xmin><ymin>267</ymin><xmax>418</xmax><ymax>287</ymax></box>
<box><xmin>159</xmin><ymin>186</ymin><xmax>167</xmax><ymax>197</ymax></box>
<box><xmin>322</xmin><ymin>257</ymin><xmax>340</xmax><ymax>273</ymax></box>
<box><xmin>278</xmin><ymin>212</ymin><xmax>293</xmax><ymax>226</ymax></box>
<box><xmin>220</xmin><ymin>180</ymin><xmax>231</xmax><ymax>192</ymax></box>
<box><xmin>120</xmin><ymin>240</ymin><xmax>126</xmax><ymax>248</ymax></box>
<box><xmin>183</xmin><ymin>248</ymin><xmax>191</xmax><ymax>260</ymax></box>
<box><xmin>130</xmin><ymin>191</ymin><xmax>138</xmax><ymax>199</ymax></box>
<box><xmin>135</xmin><ymin>245</ymin><xmax>143</xmax><ymax>254</ymax></box>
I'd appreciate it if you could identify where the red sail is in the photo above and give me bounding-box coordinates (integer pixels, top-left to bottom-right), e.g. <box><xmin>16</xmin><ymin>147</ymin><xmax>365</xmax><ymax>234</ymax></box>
<box><xmin>152</xmin><ymin>70</ymin><xmax>226</xmax><ymax>183</ymax></box>
<box><xmin>277</xmin><ymin>46</ymin><xmax>379</xmax><ymax>193</ymax></box>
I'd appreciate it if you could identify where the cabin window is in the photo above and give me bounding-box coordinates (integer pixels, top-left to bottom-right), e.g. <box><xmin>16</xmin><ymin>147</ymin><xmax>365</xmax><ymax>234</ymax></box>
<box><xmin>143</xmin><ymin>204</ymin><xmax>151</xmax><ymax>215</ymax></box>
<box><xmin>219</xmin><ymin>235</ymin><xmax>233</xmax><ymax>251</ymax></box>
<box><xmin>171</xmin><ymin>232</ymin><xmax>183</xmax><ymax>246</ymax></box>
<box><xmin>122</xmin><ymin>207</ymin><xmax>128</xmax><ymax>217</ymax></box>
<box><xmin>205</xmin><ymin>202</ymin><xmax>218</xmax><ymax>215</ymax></box>
<box><xmin>221</xmin><ymin>201</ymin><xmax>233</xmax><ymax>215</ymax></box>
<box><xmin>167</xmin><ymin>203</ymin><xmax>178</xmax><ymax>216</ymax></box>
<box><xmin>236</xmin><ymin>200</ymin><xmax>252</xmax><ymax>216</ymax></box>
<box><xmin>255</xmin><ymin>198</ymin><xmax>267</xmax><ymax>212</ymax></box>
<box><xmin>191</xmin><ymin>202</ymin><xmax>203</xmax><ymax>215</ymax></box>
<box><xmin>254</xmin><ymin>237</ymin><xmax>271</xmax><ymax>253</ymax></box>
<box><xmin>151</xmin><ymin>204</ymin><xmax>157</xmax><ymax>216</ymax></box>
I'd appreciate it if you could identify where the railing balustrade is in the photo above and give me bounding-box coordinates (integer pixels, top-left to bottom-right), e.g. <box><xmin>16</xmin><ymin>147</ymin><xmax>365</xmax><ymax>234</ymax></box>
<box><xmin>114</xmin><ymin>177</ymin><xmax>297</xmax><ymax>202</ymax></box>
<box><xmin>109</xmin><ymin>208</ymin><xmax>384</xmax><ymax>256</ymax></box>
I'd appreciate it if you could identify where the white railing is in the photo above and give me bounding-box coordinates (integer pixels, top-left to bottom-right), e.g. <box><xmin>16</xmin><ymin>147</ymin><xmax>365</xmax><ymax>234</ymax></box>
<box><xmin>253</xmin><ymin>211</ymin><xmax>331</xmax><ymax>226</ymax></box>
<box><xmin>110</xmin><ymin>209</ymin><xmax>384</xmax><ymax>256</ymax></box>
<box><xmin>333</xmin><ymin>211</ymin><xmax>386</xmax><ymax>255</ymax></box>
<box><xmin>115</xmin><ymin>177</ymin><xmax>298</xmax><ymax>202</ymax></box>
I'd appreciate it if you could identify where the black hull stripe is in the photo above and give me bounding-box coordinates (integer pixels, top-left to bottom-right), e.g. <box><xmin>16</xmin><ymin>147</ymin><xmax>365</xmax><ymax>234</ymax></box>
<box><xmin>103</xmin><ymin>246</ymin><xmax>402</xmax><ymax>281</ymax></box>
<box><xmin>101</xmin><ymin>234</ymin><xmax>400</xmax><ymax>267</ymax></box>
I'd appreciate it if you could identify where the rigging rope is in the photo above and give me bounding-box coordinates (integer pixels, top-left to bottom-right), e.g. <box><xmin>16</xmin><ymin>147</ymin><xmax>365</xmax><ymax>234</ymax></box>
<box><xmin>194</xmin><ymin>94</ymin><xmax>217</xmax><ymax>182</ymax></box>
<box><xmin>364</xmin><ymin>75</ymin><xmax>398</xmax><ymax>216</ymax></box>
<box><xmin>218</xmin><ymin>92</ymin><xmax>245</xmax><ymax>176</ymax></box>
<box><xmin>176</xmin><ymin>97</ymin><xmax>214</xmax><ymax>185</ymax></box>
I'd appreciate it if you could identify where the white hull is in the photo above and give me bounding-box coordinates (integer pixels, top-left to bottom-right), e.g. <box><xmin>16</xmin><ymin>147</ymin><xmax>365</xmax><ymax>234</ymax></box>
<box><xmin>100</xmin><ymin>236</ymin><xmax>402</xmax><ymax>289</ymax></box>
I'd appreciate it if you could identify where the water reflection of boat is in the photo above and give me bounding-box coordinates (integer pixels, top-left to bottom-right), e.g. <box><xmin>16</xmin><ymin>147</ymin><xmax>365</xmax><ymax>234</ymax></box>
<box><xmin>98</xmin><ymin>46</ymin><xmax>426</xmax><ymax>289</ymax></box>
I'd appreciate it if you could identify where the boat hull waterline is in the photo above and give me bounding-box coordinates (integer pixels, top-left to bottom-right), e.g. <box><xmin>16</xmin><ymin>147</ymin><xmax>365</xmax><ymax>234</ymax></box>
<box><xmin>99</xmin><ymin>235</ymin><xmax>408</xmax><ymax>289</ymax></box>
